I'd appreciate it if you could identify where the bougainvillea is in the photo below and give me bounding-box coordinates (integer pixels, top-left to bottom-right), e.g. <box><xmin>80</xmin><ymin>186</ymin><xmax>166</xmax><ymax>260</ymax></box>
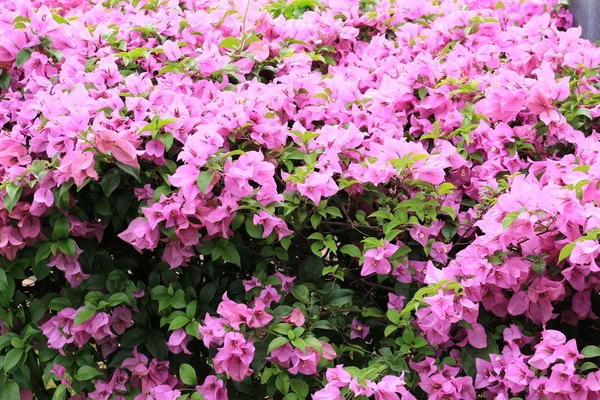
<box><xmin>1</xmin><ymin>0</ymin><xmax>600</xmax><ymax>399</ymax></box>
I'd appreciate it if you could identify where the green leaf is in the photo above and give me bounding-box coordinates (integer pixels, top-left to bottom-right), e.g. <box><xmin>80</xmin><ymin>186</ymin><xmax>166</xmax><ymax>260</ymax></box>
<box><xmin>101</xmin><ymin>168</ymin><xmax>122</xmax><ymax>197</ymax></box>
<box><xmin>532</xmin><ymin>260</ymin><xmax>546</xmax><ymax>277</ymax></box>
<box><xmin>116</xmin><ymin>161</ymin><xmax>141</xmax><ymax>182</ymax></box>
<box><xmin>303</xmin><ymin>336</ymin><xmax>323</xmax><ymax>354</ymax></box>
<box><xmin>220</xmin><ymin>37</ymin><xmax>240</xmax><ymax>49</ymax></box>
<box><xmin>179</xmin><ymin>363</ymin><xmax>197</xmax><ymax>385</ymax></box>
<box><xmin>291</xmin><ymin>285</ymin><xmax>310</xmax><ymax>304</ymax></box>
<box><xmin>312</xmin><ymin>320</ymin><xmax>335</xmax><ymax>330</ymax></box>
<box><xmin>157</xmin><ymin>132</ymin><xmax>174</xmax><ymax>151</ymax></box>
<box><xmin>197</xmin><ymin>170</ymin><xmax>215</xmax><ymax>195</ymax></box>
<box><xmin>3</xmin><ymin>348</ymin><xmax>24</xmax><ymax>372</ymax></box>
<box><xmin>384</xmin><ymin>325</ymin><xmax>398</xmax><ymax>337</ymax></box>
<box><xmin>16</xmin><ymin>48</ymin><xmax>32</xmax><ymax>67</ymax></box>
<box><xmin>582</xmin><ymin>345</ymin><xmax>600</xmax><ymax>358</ymax></box>
<box><xmin>75</xmin><ymin>366</ymin><xmax>104</xmax><ymax>380</ymax></box>
<box><xmin>186</xmin><ymin>300</ymin><xmax>197</xmax><ymax>319</ymax></box>
<box><xmin>402</xmin><ymin>328</ymin><xmax>415</xmax><ymax>344</ymax></box>
<box><xmin>245</xmin><ymin>218</ymin><xmax>263</xmax><ymax>238</ymax></box>
<box><xmin>46</xmin><ymin>48</ymin><xmax>63</xmax><ymax>62</ymax></box>
<box><xmin>340</xmin><ymin>244</ymin><xmax>361</xmax><ymax>258</ymax></box>
<box><xmin>222</xmin><ymin>243</ymin><xmax>241</xmax><ymax>267</ymax></box>
<box><xmin>4</xmin><ymin>183</ymin><xmax>22</xmax><ymax>212</ymax></box>
<box><xmin>35</xmin><ymin>241</ymin><xmax>53</xmax><ymax>266</ymax></box>
<box><xmin>580</xmin><ymin>361</ymin><xmax>598</xmax><ymax>372</ymax></box>
<box><xmin>58</xmin><ymin>238</ymin><xmax>77</xmax><ymax>257</ymax></box>
<box><xmin>327</xmin><ymin>289</ymin><xmax>354</xmax><ymax>307</ymax></box>
<box><xmin>276</xmin><ymin>372</ymin><xmax>290</xmax><ymax>395</ymax></box>
<box><xmin>146</xmin><ymin>330</ymin><xmax>168</xmax><ymax>359</ymax></box>
<box><xmin>108</xmin><ymin>293</ymin><xmax>131</xmax><ymax>306</ymax></box>
<box><xmin>501</xmin><ymin>210</ymin><xmax>521</xmax><ymax>230</ymax></box>
<box><xmin>52</xmin><ymin>14</ymin><xmax>69</xmax><ymax>24</ymax></box>
<box><xmin>0</xmin><ymin>381</ymin><xmax>20</xmax><ymax>400</ymax></box>
<box><xmin>418</xmin><ymin>86</ymin><xmax>428</xmax><ymax>100</ymax></box>
<box><xmin>95</xmin><ymin>197</ymin><xmax>112</xmax><ymax>216</ymax></box>
<box><xmin>49</xmin><ymin>297</ymin><xmax>72</xmax><ymax>310</ymax></box>
<box><xmin>0</xmin><ymin>269</ymin><xmax>7</xmax><ymax>291</ymax></box>
<box><xmin>558</xmin><ymin>242</ymin><xmax>576</xmax><ymax>263</ymax></box>
<box><xmin>169</xmin><ymin>316</ymin><xmax>190</xmax><ymax>331</ymax></box>
<box><xmin>0</xmin><ymin>72</ymin><xmax>10</xmax><ymax>91</ymax></box>
<box><xmin>51</xmin><ymin>385</ymin><xmax>67</xmax><ymax>400</ymax></box>
<box><xmin>73</xmin><ymin>307</ymin><xmax>95</xmax><ymax>327</ymax></box>
<box><xmin>53</xmin><ymin>215</ymin><xmax>70</xmax><ymax>240</ymax></box>
<box><xmin>186</xmin><ymin>321</ymin><xmax>200</xmax><ymax>339</ymax></box>
<box><xmin>268</xmin><ymin>337</ymin><xmax>290</xmax><ymax>353</ymax></box>
<box><xmin>290</xmin><ymin>379</ymin><xmax>309</xmax><ymax>399</ymax></box>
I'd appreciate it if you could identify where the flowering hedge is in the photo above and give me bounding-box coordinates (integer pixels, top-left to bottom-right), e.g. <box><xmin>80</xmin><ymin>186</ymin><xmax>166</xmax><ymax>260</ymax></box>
<box><xmin>1</xmin><ymin>0</ymin><xmax>600</xmax><ymax>399</ymax></box>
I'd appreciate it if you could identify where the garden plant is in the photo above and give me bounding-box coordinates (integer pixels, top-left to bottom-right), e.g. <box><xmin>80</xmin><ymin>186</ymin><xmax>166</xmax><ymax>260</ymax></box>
<box><xmin>1</xmin><ymin>0</ymin><xmax>600</xmax><ymax>399</ymax></box>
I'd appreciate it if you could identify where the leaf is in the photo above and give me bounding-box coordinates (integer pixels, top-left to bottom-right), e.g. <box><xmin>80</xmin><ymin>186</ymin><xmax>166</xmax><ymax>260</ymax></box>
<box><xmin>0</xmin><ymin>72</ymin><xmax>10</xmax><ymax>91</ymax></box>
<box><xmin>35</xmin><ymin>241</ymin><xmax>53</xmax><ymax>266</ymax></box>
<box><xmin>49</xmin><ymin>297</ymin><xmax>72</xmax><ymax>310</ymax></box>
<box><xmin>186</xmin><ymin>300</ymin><xmax>197</xmax><ymax>319</ymax></box>
<box><xmin>108</xmin><ymin>293</ymin><xmax>131</xmax><ymax>306</ymax></box>
<box><xmin>290</xmin><ymin>379</ymin><xmax>309</xmax><ymax>399</ymax></box>
<box><xmin>46</xmin><ymin>48</ymin><xmax>63</xmax><ymax>62</ymax></box>
<box><xmin>402</xmin><ymin>328</ymin><xmax>415</xmax><ymax>344</ymax></box>
<box><xmin>580</xmin><ymin>361</ymin><xmax>598</xmax><ymax>372</ymax></box>
<box><xmin>276</xmin><ymin>372</ymin><xmax>290</xmax><ymax>395</ymax></box>
<box><xmin>75</xmin><ymin>366</ymin><xmax>104</xmax><ymax>380</ymax></box>
<box><xmin>101</xmin><ymin>168</ymin><xmax>122</xmax><ymax>197</ymax></box>
<box><xmin>3</xmin><ymin>348</ymin><xmax>24</xmax><ymax>372</ymax></box>
<box><xmin>58</xmin><ymin>238</ymin><xmax>77</xmax><ymax>257</ymax></box>
<box><xmin>53</xmin><ymin>215</ymin><xmax>70</xmax><ymax>240</ymax></box>
<box><xmin>532</xmin><ymin>260</ymin><xmax>546</xmax><ymax>277</ymax></box>
<box><xmin>385</xmin><ymin>308</ymin><xmax>400</xmax><ymax>325</ymax></box>
<box><xmin>340</xmin><ymin>244</ymin><xmax>361</xmax><ymax>258</ymax></box>
<box><xmin>268</xmin><ymin>337</ymin><xmax>290</xmax><ymax>353</ymax></box>
<box><xmin>4</xmin><ymin>183</ymin><xmax>22</xmax><ymax>212</ymax></box>
<box><xmin>501</xmin><ymin>210</ymin><xmax>521</xmax><ymax>230</ymax></box>
<box><xmin>169</xmin><ymin>316</ymin><xmax>190</xmax><ymax>331</ymax></box>
<box><xmin>220</xmin><ymin>37</ymin><xmax>240</xmax><ymax>49</ymax></box>
<box><xmin>303</xmin><ymin>336</ymin><xmax>323</xmax><ymax>354</ymax></box>
<box><xmin>52</xmin><ymin>14</ymin><xmax>69</xmax><ymax>24</ymax></box>
<box><xmin>582</xmin><ymin>345</ymin><xmax>600</xmax><ymax>358</ymax></box>
<box><xmin>0</xmin><ymin>269</ymin><xmax>7</xmax><ymax>291</ymax></box>
<box><xmin>73</xmin><ymin>307</ymin><xmax>95</xmax><ymax>327</ymax></box>
<box><xmin>222</xmin><ymin>243</ymin><xmax>241</xmax><ymax>267</ymax></box>
<box><xmin>312</xmin><ymin>320</ymin><xmax>335</xmax><ymax>330</ymax></box>
<box><xmin>558</xmin><ymin>242</ymin><xmax>576</xmax><ymax>263</ymax></box>
<box><xmin>327</xmin><ymin>289</ymin><xmax>354</xmax><ymax>307</ymax></box>
<box><xmin>384</xmin><ymin>325</ymin><xmax>398</xmax><ymax>337</ymax></box>
<box><xmin>146</xmin><ymin>330</ymin><xmax>168</xmax><ymax>359</ymax></box>
<box><xmin>291</xmin><ymin>285</ymin><xmax>310</xmax><ymax>304</ymax></box>
<box><xmin>179</xmin><ymin>363</ymin><xmax>197</xmax><ymax>385</ymax></box>
<box><xmin>51</xmin><ymin>385</ymin><xmax>67</xmax><ymax>400</ymax></box>
<box><xmin>116</xmin><ymin>161</ymin><xmax>141</xmax><ymax>182</ymax></box>
<box><xmin>245</xmin><ymin>218</ymin><xmax>263</xmax><ymax>238</ymax></box>
<box><xmin>0</xmin><ymin>381</ymin><xmax>20</xmax><ymax>400</ymax></box>
<box><xmin>197</xmin><ymin>170</ymin><xmax>215</xmax><ymax>195</ymax></box>
<box><xmin>16</xmin><ymin>48</ymin><xmax>32</xmax><ymax>67</ymax></box>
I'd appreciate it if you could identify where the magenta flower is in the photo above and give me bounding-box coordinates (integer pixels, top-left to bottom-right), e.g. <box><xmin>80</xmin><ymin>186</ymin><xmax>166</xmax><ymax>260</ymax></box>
<box><xmin>361</xmin><ymin>241</ymin><xmax>399</xmax><ymax>276</ymax></box>
<box><xmin>166</xmin><ymin>329</ymin><xmax>192</xmax><ymax>355</ymax></box>
<box><xmin>197</xmin><ymin>376</ymin><xmax>228</xmax><ymax>400</ymax></box>
<box><xmin>350</xmin><ymin>319</ymin><xmax>369</xmax><ymax>340</ymax></box>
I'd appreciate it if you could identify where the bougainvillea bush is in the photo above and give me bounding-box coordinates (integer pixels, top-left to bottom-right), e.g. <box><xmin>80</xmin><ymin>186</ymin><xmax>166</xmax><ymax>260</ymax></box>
<box><xmin>3</xmin><ymin>0</ymin><xmax>600</xmax><ymax>398</ymax></box>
